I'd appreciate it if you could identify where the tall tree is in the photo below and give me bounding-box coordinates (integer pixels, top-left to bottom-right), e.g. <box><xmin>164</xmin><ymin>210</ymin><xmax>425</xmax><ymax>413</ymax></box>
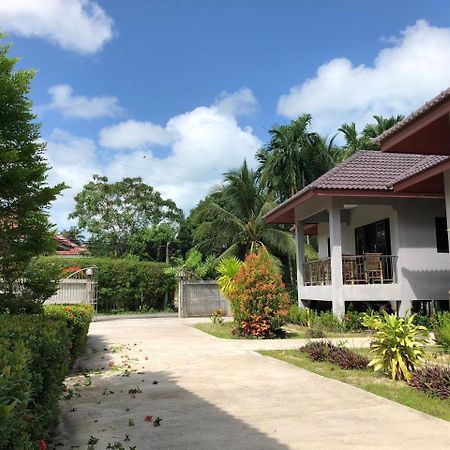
<box><xmin>339</xmin><ymin>114</ymin><xmax>404</xmax><ymax>158</ymax></box>
<box><xmin>192</xmin><ymin>161</ymin><xmax>296</xmax><ymax>261</ymax></box>
<box><xmin>0</xmin><ymin>36</ymin><xmax>65</xmax><ymax>312</ymax></box>
<box><xmin>69</xmin><ymin>175</ymin><xmax>183</xmax><ymax>257</ymax></box>
<box><xmin>256</xmin><ymin>114</ymin><xmax>340</xmax><ymax>202</ymax></box>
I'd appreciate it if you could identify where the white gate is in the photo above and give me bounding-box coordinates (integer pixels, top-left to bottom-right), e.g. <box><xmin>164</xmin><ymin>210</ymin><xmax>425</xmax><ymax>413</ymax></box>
<box><xmin>178</xmin><ymin>280</ymin><xmax>231</xmax><ymax>318</ymax></box>
<box><xmin>45</xmin><ymin>266</ymin><xmax>98</xmax><ymax>311</ymax></box>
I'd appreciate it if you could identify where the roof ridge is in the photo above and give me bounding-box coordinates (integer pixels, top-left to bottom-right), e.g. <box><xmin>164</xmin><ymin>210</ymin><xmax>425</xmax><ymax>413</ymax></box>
<box><xmin>373</xmin><ymin>86</ymin><xmax>450</xmax><ymax>144</ymax></box>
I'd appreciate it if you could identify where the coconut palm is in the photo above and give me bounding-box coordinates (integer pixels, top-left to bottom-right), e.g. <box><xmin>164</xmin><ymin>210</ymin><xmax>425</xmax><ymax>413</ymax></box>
<box><xmin>192</xmin><ymin>161</ymin><xmax>296</xmax><ymax>261</ymax></box>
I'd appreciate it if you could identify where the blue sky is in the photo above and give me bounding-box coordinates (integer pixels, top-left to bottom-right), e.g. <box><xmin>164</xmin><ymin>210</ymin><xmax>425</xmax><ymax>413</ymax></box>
<box><xmin>2</xmin><ymin>1</ymin><xmax>450</xmax><ymax>228</ymax></box>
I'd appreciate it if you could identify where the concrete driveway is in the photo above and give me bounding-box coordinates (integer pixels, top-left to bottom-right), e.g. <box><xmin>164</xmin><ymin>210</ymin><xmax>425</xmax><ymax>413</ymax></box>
<box><xmin>55</xmin><ymin>317</ymin><xmax>450</xmax><ymax>450</ymax></box>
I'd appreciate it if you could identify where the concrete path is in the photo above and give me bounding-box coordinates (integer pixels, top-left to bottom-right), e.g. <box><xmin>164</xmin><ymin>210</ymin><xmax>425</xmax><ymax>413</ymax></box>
<box><xmin>55</xmin><ymin>317</ymin><xmax>450</xmax><ymax>450</ymax></box>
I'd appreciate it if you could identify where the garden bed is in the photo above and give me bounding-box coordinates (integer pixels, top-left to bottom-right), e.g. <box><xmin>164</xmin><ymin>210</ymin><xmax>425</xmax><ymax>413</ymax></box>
<box><xmin>259</xmin><ymin>348</ymin><xmax>450</xmax><ymax>421</ymax></box>
<box><xmin>194</xmin><ymin>322</ymin><xmax>369</xmax><ymax>340</ymax></box>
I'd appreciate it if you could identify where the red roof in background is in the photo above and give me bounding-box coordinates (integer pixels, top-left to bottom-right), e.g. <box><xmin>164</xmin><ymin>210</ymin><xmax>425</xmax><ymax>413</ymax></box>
<box><xmin>54</xmin><ymin>234</ymin><xmax>86</xmax><ymax>256</ymax></box>
<box><xmin>264</xmin><ymin>151</ymin><xmax>448</xmax><ymax>224</ymax></box>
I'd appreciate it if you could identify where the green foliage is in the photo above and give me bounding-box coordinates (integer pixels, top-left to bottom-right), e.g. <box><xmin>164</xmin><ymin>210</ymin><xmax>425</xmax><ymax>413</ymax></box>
<box><xmin>0</xmin><ymin>308</ymin><xmax>93</xmax><ymax>448</ymax></box>
<box><xmin>256</xmin><ymin>114</ymin><xmax>342</xmax><ymax>202</ymax></box>
<box><xmin>69</xmin><ymin>175</ymin><xmax>183</xmax><ymax>257</ymax></box>
<box><xmin>362</xmin><ymin>313</ymin><xmax>428</xmax><ymax>381</ymax></box>
<box><xmin>0</xmin><ymin>36</ymin><xmax>66</xmax><ymax>314</ymax></box>
<box><xmin>179</xmin><ymin>249</ymin><xmax>217</xmax><ymax>279</ymax></box>
<box><xmin>216</xmin><ymin>256</ymin><xmax>242</xmax><ymax>297</ymax></box>
<box><xmin>192</xmin><ymin>161</ymin><xmax>296</xmax><ymax>262</ymax></box>
<box><xmin>34</xmin><ymin>256</ymin><xmax>175</xmax><ymax>313</ymax></box>
<box><xmin>44</xmin><ymin>304</ymin><xmax>94</xmax><ymax>363</ymax></box>
<box><xmin>432</xmin><ymin>311</ymin><xmax>450</xmax><ymax>351</ymax></box>
<box><xmin>230</xmin><ymin>250</ymin><xmax>289</xmax><ymax>338</ymax></box>
<box><xmin>0</xmin><ymin>338</ymin><xmax>33</xmax><ymax>449</ymax></box>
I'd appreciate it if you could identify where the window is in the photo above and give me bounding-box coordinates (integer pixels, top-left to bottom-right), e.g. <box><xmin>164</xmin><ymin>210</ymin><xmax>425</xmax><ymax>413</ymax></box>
<box><xmin>355</xmin><ymin>218</ymin><xmax>391</xmax><ymax>255</ymax></box>
<box><xmin>435</xmin><ymin>217</ymin><xmax>449</xmax><ymax>253</ymax></box>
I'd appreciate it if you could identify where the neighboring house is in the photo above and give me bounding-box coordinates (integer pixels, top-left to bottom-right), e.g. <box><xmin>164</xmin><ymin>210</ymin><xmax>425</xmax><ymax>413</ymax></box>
<box><xmin>54</xmin><ymin>234</ymin><xmax>86</xmax><ymax>257</ymax></box>
<box><xmin>265</xmin><ymin>88</ymin><xmax>450</xmax><ymax>316</ymax></box>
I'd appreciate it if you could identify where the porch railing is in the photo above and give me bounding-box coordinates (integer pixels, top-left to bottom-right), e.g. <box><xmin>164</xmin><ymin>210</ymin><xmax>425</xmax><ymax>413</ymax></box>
<box><xmin>303</xmin><ymin>255</ymin><xmax>397</xmax><ymax>286</ymax></box>
<box><xmin>303</xmin><ymin>258</ymin><xmax>331</xmax><ymax>286</ymax></box>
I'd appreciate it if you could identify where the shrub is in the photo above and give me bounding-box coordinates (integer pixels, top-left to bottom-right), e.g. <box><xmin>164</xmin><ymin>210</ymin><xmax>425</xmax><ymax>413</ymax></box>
<box><xmin>44</xmin><ymin>304</ymin><xmax>94</xmax><ymax>363</ymax></box>
<box><xmin>230</xmin><ymin>250</ymin><xmax>289</xmax><ymax>339</ymax></box>
<box><xmin>216</xmin><ymin>257</ymin><xmax>242</xmax><ymax>298</ymax></box>
<box><xmin>300</xmin><ymin>341</ymin><xmax>368</xmax><ymax>370</ymax></box>
<box><xmin>432</xmin><ymin>311</ymin><xmax>450</xmax><ymax>351</ymax></box>
<box><xmin>0</xmin><ymin>338</ymin><xmax>33</xmax><ymax>449</ymax></box>
<box><xmin>362</xmin><ymin>312</ymin><xmax>428</xmax><ymax>381</ymax></box>
<box><xmin>34</xmin><ymin>256</ymin><xmax>175</xmax><ymax>313</ymax></box>
<box><xmin>342</xmin><ymin>311</ymin><xmax>366</xmax><ymax>332</ymax></box>
<box><xmin>409</xmin><ymin>366</ymin><xmax>450</xmax><ymax>399</ymax></box>
<box><xmin>306</xmin><ymin>327</ymin><xmax>326</xmax><ymax>339</ymax></box>
<box><xmin>210</xmin><ymin>309</ymin><xmax>224</xmax><ymax>325</ymax></box>
<box><xmin>0</xmin><ymin>315</ymin><xmax>71</xmax><ymax>446</ymax></box>
<box><xmin>315</xmin><ymin>311</ymin><xmax>342</xmax><ymax>332</ymax></box>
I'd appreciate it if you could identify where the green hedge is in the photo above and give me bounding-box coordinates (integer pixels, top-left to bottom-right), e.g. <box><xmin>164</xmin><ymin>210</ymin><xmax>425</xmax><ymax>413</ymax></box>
<box><xmin>0</xmin><ymin>306</ymin><xmax>93</xmax><ymax>449</ymax></box>
<box><xmin>34</xmin><ymin>256</ymin><xmax>176</xmax><ymax>313</ymax></box>
<box><xmin>44</xmin><ymin>304</ymin><xmax>94</xmax><ymax>364</ymax></box>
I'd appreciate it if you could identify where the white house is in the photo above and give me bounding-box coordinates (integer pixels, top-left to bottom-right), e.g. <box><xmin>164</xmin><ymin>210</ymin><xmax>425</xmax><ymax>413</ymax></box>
<box><xmin>265</xmin><ymin>88</ymin><xmax>450</xmax><ymax>316</ymax></box>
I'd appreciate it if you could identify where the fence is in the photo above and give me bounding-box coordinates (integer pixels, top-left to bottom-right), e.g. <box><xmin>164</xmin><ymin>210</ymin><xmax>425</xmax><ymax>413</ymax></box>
<box><xmin>178</xmin><ymin>280</ymin><xmax>231</xmax><ymax>318</ymax></box>
<box><xmin>45</xmin><ymin>266</ymin><xmax>98</xmax><ymax>311</ymax></box>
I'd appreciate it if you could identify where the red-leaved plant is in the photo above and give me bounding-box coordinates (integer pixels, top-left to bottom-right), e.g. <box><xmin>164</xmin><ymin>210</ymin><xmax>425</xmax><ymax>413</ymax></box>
<box><xmin>230</xmin><ymin>250</ymin><xmax>289</xmax><ymax>338</ymax></box>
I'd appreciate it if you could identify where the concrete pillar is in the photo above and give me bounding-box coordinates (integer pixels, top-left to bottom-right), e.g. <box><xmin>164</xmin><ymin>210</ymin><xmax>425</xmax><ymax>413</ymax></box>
<box><xmin>295</xmin><ymin>220</ymin><xmax>305</xmax><ymax>308</ymax></box>
<box><xmin>444</xmin><ymin>170</ymin><xmax>450</xmax><ymax>249</ymax></box>
<box><xmin>329</xmin><ymin>199</ymin><xmax>345</xmax><ymax>316</ymax></box>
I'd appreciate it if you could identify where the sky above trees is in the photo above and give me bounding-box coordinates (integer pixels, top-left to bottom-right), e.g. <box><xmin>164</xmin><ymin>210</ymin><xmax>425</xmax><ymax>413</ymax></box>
<box><xmin>1</xmin><ymin>0</ymin><xmax>450</xmax><ymax>227</ymax></box>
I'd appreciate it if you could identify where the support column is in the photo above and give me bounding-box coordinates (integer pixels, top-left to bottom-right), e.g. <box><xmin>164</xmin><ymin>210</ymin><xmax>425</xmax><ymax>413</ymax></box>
<box><xmin>295</xmin><ymin>220</ymin><xmax>305</xmax><ymax>308</ymax></box>
<box><xmin>329</xmin><ymin>199</ymin><xmax>344</xmax><ymax>316</ymax></box>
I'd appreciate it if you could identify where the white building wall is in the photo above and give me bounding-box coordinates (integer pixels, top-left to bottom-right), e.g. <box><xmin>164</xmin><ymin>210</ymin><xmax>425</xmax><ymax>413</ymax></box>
<box><xmin>396</xmin><ymin>198</ymin><xmax>450</xmax><ymax>307</ymax></box>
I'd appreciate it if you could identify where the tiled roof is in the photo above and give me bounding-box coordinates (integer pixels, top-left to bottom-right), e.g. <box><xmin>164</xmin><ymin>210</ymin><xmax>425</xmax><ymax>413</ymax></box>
<box><xmin>54</xmin><ymin>234</ymin><xmax>86</xmax><ymax>256</ymax></box>
<box><xmin>264</xmin><ymin>151</ymin><xmax>449</xmax><ymax>219</ymax></box>
<box><xmin>373</xmin><ymin>87</ymin><xmax>450</xmax><ymax>145</ymax></box>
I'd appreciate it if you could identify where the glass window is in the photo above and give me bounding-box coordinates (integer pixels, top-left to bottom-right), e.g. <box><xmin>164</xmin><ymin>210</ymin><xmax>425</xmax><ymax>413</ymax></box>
<box><xmin>435</xmin><ymin>217</ymin><xmax>449</xmax><ymax>253</ymax></box>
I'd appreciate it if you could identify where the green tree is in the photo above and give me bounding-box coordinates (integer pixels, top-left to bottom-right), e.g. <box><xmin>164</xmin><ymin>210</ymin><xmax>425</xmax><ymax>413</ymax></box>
<box><xmin>339</xmin><ymin>114</ymin><xmax>404</xmax><ymax>159</ymax></box>
<box><xmin>192</xmin><ymin>161</ymin><xmax>296</xmax><ymax>261</ymax></box>
<box><xmin>256</xmin><ymin>114</ymin><xmax>340</xmax><ymax>202</ymax></box>
<box><xmin>0</xmin><ymin>36</ymin><xmax>65</xmax><ymax>313</ymax></box>
<box><xmin>60</xmin><ymin>226</ymin><xmax>84</xmax><ymax>245</ymax></box>
<box><xmin>69</xmin><ymin>175</ymin><xmax>183</xmax><ymax>257</ymax></box>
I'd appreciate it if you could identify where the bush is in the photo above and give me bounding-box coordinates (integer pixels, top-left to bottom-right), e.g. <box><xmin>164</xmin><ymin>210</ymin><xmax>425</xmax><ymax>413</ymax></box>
<box><xmin>0</xmin><ymin>315</ymin><xmax>70</xmax><ymax>446</ymax></box>
<box><xmin>34</xmin><ymin>256</ymin><xmax>176</xmax><ymax>313</ymax></box>
<box><xmin>230</xmin><ymin>250</ymin><xmax>289</xmax><ymax>339</ymax></box>
<box><xmin>306</xmin><ymin>327</ymin><xmax>326</xmax><ymax>339</ymax></box>
<box><xmin>315</xmin><ymin>311</ymin><xmax>342</xmax><ymax>332</ymax></box>
<box><xmin>342</xmin><ymin>311</ymin><xmax>367</xmax><ymax>332</ymax></box>
<box><xmin>0</xmin><ymin>338</ymin><xmax>33</xmax><ymax>449</ymax></box>
<box><xmin>300</xmin><ymin>341</ymin><xmax>369</xmax><ymax>370</ymax></box>
<box><xmin>409</xmin><ymin>366</ymin><xmax>450</xmax><ymax>399</ymax></box>
<box><xmin>432</xmin><ymin>311</ymin><xmax>450</xmax><ymax>351</ymax></box>
<box><xmin>0</xmin><ymin>308</ymin><xmax>93</xmax><ymax>448</ymax></box>
<box><xmin>44</xmin><ymin>304</ymin><xmax>94</xmax><ymax>364</ymax></box>
<box><xmin>362</xmin><ymin>312</ymin><xmax>428</xmax><ymax>381</ymax></box>
<box><xmin>286</xmin><ymin>305</ymin><xmax>310</xmax><ymax>326</ymax></box>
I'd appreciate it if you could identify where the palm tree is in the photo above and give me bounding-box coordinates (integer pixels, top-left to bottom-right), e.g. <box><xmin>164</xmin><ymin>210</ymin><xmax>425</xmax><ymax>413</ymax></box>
<box><xmin>339</xmin><ymin>114</ymin><xmax>404</xmax><ymax>159</ymax></box>
<box><xmin>257</xmin><ymin>114</ymin><xmax>341</xmax><ymax>202</ymax></box>
<box><xmin>192</xmin><ymin>161</ymin><xmax>296</xmax><ymax>261</ymax></box>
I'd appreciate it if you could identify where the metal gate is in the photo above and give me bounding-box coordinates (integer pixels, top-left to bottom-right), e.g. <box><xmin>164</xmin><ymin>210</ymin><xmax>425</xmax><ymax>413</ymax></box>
<box><xmin>45</xmin><ymin>266</ymin><xmax>98</xmax><ymax>311</ymax></box>
<box><xmin>178</xmin><ymin>280</ymin><xmax>231</xmax><ymax>318</ymax></box>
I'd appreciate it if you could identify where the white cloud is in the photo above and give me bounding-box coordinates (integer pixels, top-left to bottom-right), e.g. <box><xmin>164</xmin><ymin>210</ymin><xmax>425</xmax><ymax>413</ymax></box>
<box><xmin>102</xmin><ymin>97</ymin><xmax>262</xmax><ymax>212</ymax></box>
<box><xmin>45</xmin><ymin>89</ymin><xmax>262</xmax><ymax>227</ymax></box>
<box><xmin>44</xmin><ymin>84</ymin><xmax>122</xmax><ymax>119</ymax></box>
<box><xmin>45</xmin><ymin>129</ymin><xmax>101</xmax><ymax>228</ymax></box>
<box><xmin>213</xmin><ymin>87</ymin><xmax>259</xmax><ymax>117</ymax></box>
<box><xmin>277</xmin><ymin>20</ymin><xmax>450</xmax><ymax>135</ymax></box>
<box><xmin>0</xmin><ymin>0</ymin><xmax>114</xmax><ymax>54</ymax></box>
<box><xmin>99</xmin><ymin>120</ymin><xmax>175</xmax><ymax>149</ymax></box>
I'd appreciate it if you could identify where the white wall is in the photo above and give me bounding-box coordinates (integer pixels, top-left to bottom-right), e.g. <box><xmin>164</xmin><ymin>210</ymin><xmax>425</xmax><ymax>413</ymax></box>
<box><xmin>397</xmin><ymin>198</ymin><xmax>450</xmax><ymax>303</ymax></box>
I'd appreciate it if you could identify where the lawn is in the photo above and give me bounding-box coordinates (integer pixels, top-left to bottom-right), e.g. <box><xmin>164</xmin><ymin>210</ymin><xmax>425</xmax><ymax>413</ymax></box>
<box><xmin>194</xmin><ymin>322</ymin><xmax>369</xmax><ymax>340</ymax></box>
<box><xmin>259</xmin><ymin>348</ymin><xmax>450</xmax><ymax>422</ymax></box>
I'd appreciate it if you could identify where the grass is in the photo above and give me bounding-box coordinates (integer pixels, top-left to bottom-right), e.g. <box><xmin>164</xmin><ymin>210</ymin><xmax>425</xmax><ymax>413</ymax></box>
<box><xmin>194</xmin><ymin>322</ymin><xmax>369</xmax><ymax>340</ymax></box>
<box><xmin>259</xmin><ymin>348</ymin><xmax>450</xmax><ymax>422</ymax></box>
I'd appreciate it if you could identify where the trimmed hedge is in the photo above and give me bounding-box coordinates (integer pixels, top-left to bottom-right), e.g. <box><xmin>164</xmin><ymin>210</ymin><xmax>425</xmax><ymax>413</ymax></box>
<box><xmin>0</xmin><ymin>305</ymin><xmax>93</xmax><ymax>449</ymax></box>
<box><xmin>45</xmin><ymin>304</ymin><xmax>94</xmax><ymax>364</ymax></box>
<box><xmin>34</xmin><ymin>256</ymin><xmax>176</xmax><ymax>313</ymax></box>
